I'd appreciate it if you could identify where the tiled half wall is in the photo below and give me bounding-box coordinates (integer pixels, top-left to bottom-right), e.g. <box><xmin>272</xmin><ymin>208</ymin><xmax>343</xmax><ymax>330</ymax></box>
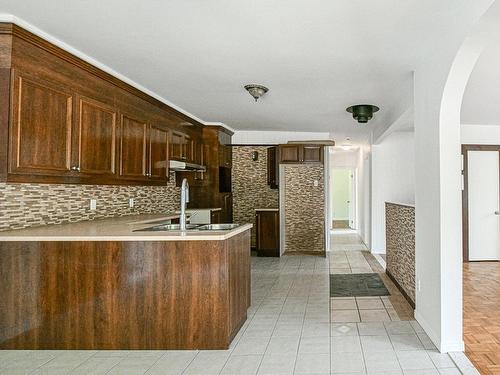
<box><xmin>232</xmin><ymin>146</ymin><xmax>279</xmax><ymax>246</ymax></box>
<box><xmin>385</xmin><ymin>202</ymin><xmax>415</xmax><ymax>303</ymax></box>
<box><xmin>0</xmin><ymin>173</ymin><xmax>180</xmax><ymax>231</ymax></box>
<box><xmin>283</xmin><ymin>164</ymin><xmax>325</xmax><ymax>254</ymax></box>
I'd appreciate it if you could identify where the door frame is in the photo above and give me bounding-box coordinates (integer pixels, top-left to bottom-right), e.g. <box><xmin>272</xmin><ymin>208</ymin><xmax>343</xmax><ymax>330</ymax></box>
<box><xmin>461</xmin><ymin>144</ymin><xmax>500</xmax><ymax>262</ymax></box>
<box><xmin>330</xmin><ymin>167</ymin><xmax>357</xmax><ymax>230</ymax></box>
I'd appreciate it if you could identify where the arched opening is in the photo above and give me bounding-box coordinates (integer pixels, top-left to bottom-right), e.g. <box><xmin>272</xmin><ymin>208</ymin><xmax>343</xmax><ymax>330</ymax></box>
<box><xmin>414</xmin><ymin>0</ymin><xmax>499</xmax><ymax>357</ymax></box>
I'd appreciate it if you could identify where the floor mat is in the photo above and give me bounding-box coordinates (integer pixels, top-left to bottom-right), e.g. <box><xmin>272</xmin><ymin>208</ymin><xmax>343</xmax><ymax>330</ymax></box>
<box><xmin>330</xmin><ymin>273</ymin><xmax>390</xmax><ymax>297</ymax></box>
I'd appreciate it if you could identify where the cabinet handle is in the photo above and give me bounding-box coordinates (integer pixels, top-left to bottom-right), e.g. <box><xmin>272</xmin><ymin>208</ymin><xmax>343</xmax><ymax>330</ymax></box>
<box><xmin>70</xmin><ymin>166</ymin><xmax>80</xmax><ymax>172</ymax></box>
<box><xmin>146</xmin><ymin>173</ymin><xmax>152</xmax><ymax>177</ymax></box>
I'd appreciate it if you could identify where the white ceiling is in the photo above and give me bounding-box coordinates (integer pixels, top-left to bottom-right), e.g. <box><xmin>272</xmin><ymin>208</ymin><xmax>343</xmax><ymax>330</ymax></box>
<box><xmin>0</xmin><ymin>1</ymin><xmax>477</xmax><ymax>141</ymax></box>
<box><xmin>462</xmin><ymin>33</ymin><xmax>500</xmax><ymax>126</ymax></box>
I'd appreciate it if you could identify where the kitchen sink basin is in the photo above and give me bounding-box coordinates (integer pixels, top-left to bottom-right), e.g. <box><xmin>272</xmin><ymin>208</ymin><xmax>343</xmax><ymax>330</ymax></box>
<box><xmin>197</xmin><ymin>223</ymin><xmax>240</xmax><ymax>231</ymax></box>
<box><xmin>134</xmin><ymin>224</ymin><xmax>200</xmax><ymax>232</ymax></box>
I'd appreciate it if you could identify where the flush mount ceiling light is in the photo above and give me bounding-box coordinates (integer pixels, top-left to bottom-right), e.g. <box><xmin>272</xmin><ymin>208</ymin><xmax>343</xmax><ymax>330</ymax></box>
<box><xmin>346</xmin><ymin>104</ymin><xmax>380</xmax><ymax>124</ymax></box>
<box><xmin>244</xmin><ymin>84</ymin><xmax>269</xmax><ymax>102</ymax></box>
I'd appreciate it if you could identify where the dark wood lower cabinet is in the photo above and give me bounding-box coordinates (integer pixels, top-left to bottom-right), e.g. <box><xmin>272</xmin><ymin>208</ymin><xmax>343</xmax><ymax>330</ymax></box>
<box><xmin>0</xmin><ymin>230</ymin><xmax>251</xmax><ymax>350</ymax></box>
<box><xmin>256</xmin><ymin>209</ymin><xmax>280</xmax><ymax>257</ymax></box>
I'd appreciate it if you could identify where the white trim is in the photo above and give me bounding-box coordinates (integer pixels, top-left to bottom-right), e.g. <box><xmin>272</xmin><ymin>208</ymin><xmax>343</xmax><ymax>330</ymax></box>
<box><xmin>414</xmin><ymin>310</ymin><xmax>465</xmax><ymax>353</ymax></box>
<box><xmin>373</xmin><ymin>254</ymin><xmax>386</xmax><ymax>269</ymax></box>
<box><xmin>279</xmin><ymin>164</ymin><xmax>286</xmax><ymax>256</ymax></box>
<box><xmin>324</xmin><ymin>147</ymin><xmax>331</xmax><ymax>252</ymax></box>
<box><xmin>0</xmin><ymin>14</ymin><xmax>235</xmax><ymax>133</ymax></box>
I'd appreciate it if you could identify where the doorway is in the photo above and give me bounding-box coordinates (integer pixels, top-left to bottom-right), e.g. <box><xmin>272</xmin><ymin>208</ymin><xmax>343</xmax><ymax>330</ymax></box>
<box><xmin>331</xmin><ymin>168</ymin><xmax>356</xmax><ymax>230</ymax></box>
<box><xmin>462</xmin><ymin>145</ymin><xmax>500</xmax><ymax>262</ymax></box>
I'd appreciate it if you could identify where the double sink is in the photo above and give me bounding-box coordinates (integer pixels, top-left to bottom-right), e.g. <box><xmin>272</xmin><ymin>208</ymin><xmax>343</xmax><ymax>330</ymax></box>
<box><xmin>135</xmin><ymin>223</ymin><xmax>240</xmax><ymax>232</ymax></box>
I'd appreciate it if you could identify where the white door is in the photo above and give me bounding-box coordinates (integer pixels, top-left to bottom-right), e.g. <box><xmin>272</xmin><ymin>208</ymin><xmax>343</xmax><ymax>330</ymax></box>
<box><xmin>468</xmin><ymin>150</ymin><xmax>500</xmax><ymax>261</ymax></box>
<box><xmin>348</xmin><ymin>171</ymin><xmax>355</xmax><ymax>229</ymax></box>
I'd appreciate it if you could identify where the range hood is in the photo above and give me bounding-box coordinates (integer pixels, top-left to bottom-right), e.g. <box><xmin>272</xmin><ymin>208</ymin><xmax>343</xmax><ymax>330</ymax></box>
<box><xmin>169</xmin><ymin>160</ymin><xmax>206</xmax><ymax>172</ymax></box>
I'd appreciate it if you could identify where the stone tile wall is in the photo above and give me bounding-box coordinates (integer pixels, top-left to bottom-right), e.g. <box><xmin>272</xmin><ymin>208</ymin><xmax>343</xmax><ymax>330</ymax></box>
<box><xmin>284</xmin><ymin>165</ymin><xmax>325</xmax><ymax>254</ymax></box>
<box><xmin>232</xmin><ymin>146</ymin><xmax>279</xmax><ymax>246</ymax></box>
<box><xmin>385</xmin><ymin>202</ymin><xmax>415</xmax><ymax>302</ymax></box>
<box><xmin>0</xmin><ymin>172</ymin><xmax>180</xmax><ymax>231</ymax></box>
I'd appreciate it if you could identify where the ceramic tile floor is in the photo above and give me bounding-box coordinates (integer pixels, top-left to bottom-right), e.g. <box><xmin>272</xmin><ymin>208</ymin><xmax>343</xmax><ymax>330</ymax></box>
<box><xmin>0</xmin><ymin>253</ymin><xmax>468</xmax><ymax>375</ymax></box>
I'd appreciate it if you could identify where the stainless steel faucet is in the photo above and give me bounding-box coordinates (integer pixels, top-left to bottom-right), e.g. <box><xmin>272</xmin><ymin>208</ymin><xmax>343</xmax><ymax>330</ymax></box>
<box><xmin>180</xmin><ymin>178</ymin><xmax>189</xmax><ymax>230</ymax></box>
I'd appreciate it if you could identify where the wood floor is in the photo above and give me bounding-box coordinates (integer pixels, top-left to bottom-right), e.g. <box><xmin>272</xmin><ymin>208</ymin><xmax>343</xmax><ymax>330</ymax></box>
<box><xmin>464</xmin><ymin>262</ymin><xmax>500</xmax><ymax>375</ymax></box>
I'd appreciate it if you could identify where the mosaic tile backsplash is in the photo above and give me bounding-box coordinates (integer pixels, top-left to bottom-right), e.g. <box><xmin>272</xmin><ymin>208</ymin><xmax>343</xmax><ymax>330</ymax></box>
<box><xmin>284</xmin><ymin>165</ymin><xmax>325</xmax><ymax>254</ymax></box>
<box><xmin>0</xmin><ymin>173</ymin><xmax>180</xmax><ymax>231</ymax></box>
<box><xmin>232</xmin><ymin>146</ymin><xmax>279</xmax><ymax>246</ymax></box>
<box><xmin>385</xmin><ymin>202</ymin><xmax>415</xmax><ymax>302</ymax></box>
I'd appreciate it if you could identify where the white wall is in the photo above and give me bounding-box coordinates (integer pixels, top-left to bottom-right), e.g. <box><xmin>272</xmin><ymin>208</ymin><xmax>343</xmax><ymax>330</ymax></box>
<box><xmin>357</xmin><ymin>145</ymin><xmax>372</xmax><ymax>248</ymax></box>
<box><xmin>232</xmin><ymin>131</ymin><xmax>331</xmax><ymax>144</ymax></box>
<box><xmin>371</xmin><ymin>131</ymin><xmax>415</xmax><ymax>253</ymax></box>
<box><xmin>461</xmin><ymin>124</ymin><xmax>500</xmax><ymax>144</ymax></box>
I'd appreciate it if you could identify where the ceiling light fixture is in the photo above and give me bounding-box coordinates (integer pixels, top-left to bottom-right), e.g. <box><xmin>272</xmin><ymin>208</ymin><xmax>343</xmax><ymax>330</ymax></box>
<box><xmin>346</xmin><ymin>104</ymin><xmax>380</xmax><ymax>124</ymax></box>
<box><xmin>244</xmin><ymin>84</ymin><xmax>269</xmax><ymax>102</ymax></box>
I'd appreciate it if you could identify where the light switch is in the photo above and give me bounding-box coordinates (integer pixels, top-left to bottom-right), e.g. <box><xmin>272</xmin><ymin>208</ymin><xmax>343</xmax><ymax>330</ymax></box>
<box><xmin>129</xmin><ymin>198</ymin><xmax>135</xmax><ymax>208</ymax></box>
<box><xmin>90</xmin><ymin>199</ymin><xmax>97</xmax><ymax>210</ymax></box>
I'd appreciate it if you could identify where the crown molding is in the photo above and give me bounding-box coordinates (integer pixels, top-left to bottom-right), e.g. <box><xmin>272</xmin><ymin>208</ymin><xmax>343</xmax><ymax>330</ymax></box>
<box><xmin>0</xmin><ymin>14</ymin><xmax>236</xmax><ymax>131</ymax></box>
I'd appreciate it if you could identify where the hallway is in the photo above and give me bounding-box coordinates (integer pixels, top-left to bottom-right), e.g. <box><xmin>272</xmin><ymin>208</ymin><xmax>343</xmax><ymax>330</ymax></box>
<box><xmin>464</xmin><ymin>262</ymin><xmax>500</xmax><ymax>375</ymax></box>
<box><xmin>330</xmin><ymin>229</ymin><xmax>369</xmax><ymax>252</ymax></box>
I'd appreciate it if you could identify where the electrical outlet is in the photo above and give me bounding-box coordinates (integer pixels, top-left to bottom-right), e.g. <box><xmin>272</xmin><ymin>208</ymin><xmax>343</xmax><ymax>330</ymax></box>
<box><xmin>313</xmin><ymin>180</ymin><xmax>319</xmax><ymax>187</ymax></box>
<box><xmin>90</xmin><ymin>199</ymin><xmax>97</xmax><ymax>211</ymax></box>
<box><xmin>129</xmin><ymin>198</ymin><xmax>135</xmax><ymax>208</ymax></box>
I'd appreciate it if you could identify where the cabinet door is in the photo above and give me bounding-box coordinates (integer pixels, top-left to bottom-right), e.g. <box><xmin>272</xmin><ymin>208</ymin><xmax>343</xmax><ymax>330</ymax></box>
<box><xmin>10</xmin><ymin>73</ymin><xmax>73</xmax><ymax>176</ymax></box>
<box><xmin>148</xmin><ymin>125</ymin><xmax>169</xmax><ymax>181</ymax></box>
<box><xmin>170</xmin><ymin>131</ymin><xmax>192</xmax><ymax>161</ymax></box>
<box><xmin>256</xmin><ymin>211</ymin><xmax>280</xmax><ymax>257</ymax></box>
<box><xmin>119</xmin><ymin>114</ymin><xmax>148</xmax><ymax>179</ymax></box>
<box><xmin>169</xmin><ymin>131</ymin><xmax>184</xmax><ymax>161</ymax></box>
<box><xmin>279</xmin><ymin>145</ymin><xmax>301</xmax><ymax>163</ymax></box>
<box><xmin>302</xmin><ymin>145</ymin><xmax>323</xmax><ymax>163</ymax></box>
<box><xmin>184</xmin><ymin>134</ymin><xmax>194</xmax><ymax>162</ymax></box>
<box><xmin>74</xmin><ymin>97</ymin><xmax>117</xmax><ymax>175</ymax></box>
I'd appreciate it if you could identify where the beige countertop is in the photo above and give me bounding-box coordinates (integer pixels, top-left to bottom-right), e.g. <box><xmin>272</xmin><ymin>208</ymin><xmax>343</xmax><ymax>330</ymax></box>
<box><xmin>0</xmin><ymin>213</ymin><xmax>252</xmax><ymax>242</ymax></box>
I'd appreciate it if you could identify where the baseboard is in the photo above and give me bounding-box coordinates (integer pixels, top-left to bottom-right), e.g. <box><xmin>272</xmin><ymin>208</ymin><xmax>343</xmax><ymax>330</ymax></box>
<box><xmin>413</xmin><ymin>310</ymin><xmax>465</xmax><ymax>353</ymax></box>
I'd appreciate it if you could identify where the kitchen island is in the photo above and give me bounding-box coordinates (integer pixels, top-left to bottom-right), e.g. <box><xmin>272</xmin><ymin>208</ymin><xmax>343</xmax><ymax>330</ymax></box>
<box><xmin>0</xmin><ymin>214</ymin><xmax>252</xmax><ymax>350</ymax></box>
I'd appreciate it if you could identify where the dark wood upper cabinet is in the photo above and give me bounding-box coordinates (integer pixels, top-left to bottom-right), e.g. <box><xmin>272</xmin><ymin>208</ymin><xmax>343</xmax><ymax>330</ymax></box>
<box><xmin>10</xmin><ymin>72</ymin><xmax>73</xmax><ymax>176</ymax></box>
<box><xmin>148</xmin><ymin>125</ymin><xmax>169</xmax><ymax>181</ymax></box>
<box><xmin>302</xmin><ymin>145</ymin><xmax>323</xmax><ymax>163</ymax></box>
<box><xmin>267</xmin><ymin>146</ymin><xmax>279</xmax><ymax>189</ymax></box>
<box><xmin>278</xmin><ymin>144</ymin><xmax>323</xmax><ymax>164</ymax></box>
<box><xmin>169</xmin><ymin>131</ymin><xmax>184</xmax><ymax>161</ymax></box>
<box><xmin>256</xmin><ymin>209</ymin><xmax>280</xmax><ymax>257</ymax></box>
<box><xmin>0</xmin><ymin>24</ymin><xmax>208</xmax><ymax>186</ymax></box>
<box><xmin>279</xmin><ymin>145</ymin><xmax>301</xmax><ymax>163</ymax></box>
<box><xmin>119</xmin><ymin>114</ymin><xmax>148</xmax><ymax>179</ymax></box>
<box><xmin>170</xmin><ymin>131</ymin><xmax>196</xmax><ymax>163</ymax></box>
<box><xmin>74</xmin><ymin>96</ymin><xmax>117</xmax><ymax>176</ymax></box>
